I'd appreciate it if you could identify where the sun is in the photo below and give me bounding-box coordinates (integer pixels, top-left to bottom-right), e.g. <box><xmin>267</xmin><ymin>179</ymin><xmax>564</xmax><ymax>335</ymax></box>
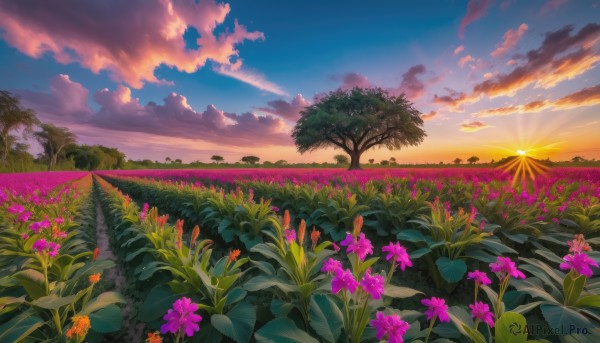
<box><xmin>517</xmin><ymin>149</ymin><xmax>527</xmax><ymax>156</ymax></box>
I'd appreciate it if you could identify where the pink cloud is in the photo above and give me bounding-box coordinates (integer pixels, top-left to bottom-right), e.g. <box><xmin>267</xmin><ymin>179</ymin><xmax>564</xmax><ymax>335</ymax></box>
<box><xmin>459</xmin><ymin>55</ymin><xmax>475</xmax><ymax>68</ymax></box>
<box><xmin>214</xmin><ymin>64</ymin><xmax>287</xmax><ymax>96</ymax></box>
<box><xmin>540</xmin><ymin>0</ymin><xmax>569</xmax><ymax>14</ymax></box>
<box><xmin>17</xmin><ymin>75</ymin><xmax>291</xmax><ymax>147</ymax></box>
<box><xmin>459</xmin><ymin>0</ymin><xmax>495</xmax><ymax>39</ymax></box>
<box><xmin>332</xmin><ymin>73</ymin><xmax>373</xmax><ymax>90</ymax></box>
<box><xmin>490</xmin><ymin>24</ymin><xmax>528</xmax><ymax>58</ymax></box>
<box><xmin>460</xmin><ymin>121</ymin><xmax>492</xmax><ymax>132</ymax></box>
<box><xmin>421</xmin><ymin>111</ymin><xmax>438</xmax><ymax>121</ymax></box>
<box><xmin>454</xmin><ymin>45</ymin><xmax>465</xmax><ymax>55</ymax></box>
<box><xmin>0</xmin><ymin>0</ymin><xmax>268</xmax><ymax>89</ymax></box>
<box><xmin>255</xmin><ymin>94</ymin><xmax>310</xmax><ymax>121</ymax></box>
<box><xmin>391</xmin><ymin>64</ymin><xmax>428</xmax><ymax>100</ymax></box>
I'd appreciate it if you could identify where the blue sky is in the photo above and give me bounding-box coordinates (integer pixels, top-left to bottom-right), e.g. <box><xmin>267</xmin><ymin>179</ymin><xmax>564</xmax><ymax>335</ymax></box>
<box><xmin>0</xmin><ymin>0</ymin><xmax>599</xmax><ymax>163</ymax></box>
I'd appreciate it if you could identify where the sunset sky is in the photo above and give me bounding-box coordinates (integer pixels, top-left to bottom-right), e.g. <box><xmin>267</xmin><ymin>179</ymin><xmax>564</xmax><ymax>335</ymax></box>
<box><xmin>1</xmin><ymin>0</ymin><xmax>599</xmax><ymax>164</ymax></box>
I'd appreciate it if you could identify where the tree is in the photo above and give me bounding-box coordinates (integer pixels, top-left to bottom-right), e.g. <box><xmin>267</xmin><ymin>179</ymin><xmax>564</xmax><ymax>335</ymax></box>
<box><xmin>368</xmin><ymin>159</ymin><xmax>375</xmax><ymax>164</ymax></box>
<box><xmin>275</xmin><ymin>160</ymin><xmax>288</xmax><ymax>165</ymax></box>
<box><xmin>0</xmin><ymin>91</ymin><xmax>39</xmax><ymax>165</ymax></box>
<box><xmin>467</xmin><ymin>156</ymin><xmax>480</xmax><ymax>164</ymax></box>
<box><xmin>453</xmin><ymin>158</ymin><xmax>462</xmax><ymax>165</ymax></box>
<box><xmin>572</xmin><ymin>156</ymin><xmax>586</xmax><ymax>163</ymax></box>
<box><xmin>334</xmin><ymin>154</ymin><xmax>349</xmax><ymax>164</ymax></box>
<box><xmin>174</xmin><ymin>158</ymin><xmax>182</xmax><ymax>164</ymax></box>
<box><xmin>211</xmin><ymin>155</ymin><xmax>224</xmax><ymax>164</ymax></box>
<box><xmin>241</xmin><ymin>156</ymin><xmax>260</xmax><ymax>164</ymax></box>
<box><xmin>35</xmin><ymin>123</ymin><xmax>77</xmax><ymax>170</ymax></box>
<box><xmin>165</xmin><ymin>157</ymin><xmax>171</xmax><ymax>163</ymax></box>
<box><xmin>390</xmin><ymin>157</ymin><xmax>397</xmax><ymax>164</ymax></box>
<box><xmin>380</xmin><ymin>160</ymin><xmax>390</xmax><ymax>166</ymax></box>
<box><xmin>292</xmin><ymin>87</ymin><xmax>426</xmax><ymax>170</ymax></box>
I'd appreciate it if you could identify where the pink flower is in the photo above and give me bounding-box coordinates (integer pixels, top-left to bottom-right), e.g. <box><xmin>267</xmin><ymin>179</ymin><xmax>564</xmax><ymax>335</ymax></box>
<box><xmin>18</xmin><ymin>211</ymin><xmax>32</xmax><ymax>222</ymax></box>
<box><xmin>21</xmin><ymin>233</ymin><xmax>28</xmax><ymax>240</ymax></box>
<box><xmin>467</xmin><ymin>270</ymin><xmax>492</xmax><ymax>286</ymax></box>
<box><xmin>560</xmin><ymin>253</ymin><xmax>599</xmax><ymax>278</ymax></box>
<box><xmin>370</xmin><ymin>312</ymin><xmax>409</xmax><ymax>343</ymax></box>
<box><xmin>568</xmin><ymin>234</ymin><xmax>591</xmax><ymax>254</ymax></box>
<box><xmin>32</xmin><ymin>239</ymin><xmax>49</xmax><ymax>252</ymax></box>
<box><xmin>490</xmin><ymin>257</ymin><xmax>526</xmax><ymax>280</ymax></box>
<box><xmin>7</xmin><ymin>204</ymin><xmax>25</xmax><ymax>214</ymax></box>
<box><xmin>140</xmin><ymin>203</ymin><xmax>150</xmax><ymax>221</ymax></box>
<box><xmin>469</xmin><ymin>301</ymin><xmax>494</xmax><ymax>327</ymax></box>
<box><xmin>382</xmin><ymin>242</ymin><xmax>412</xmax><ymax>271</ymax></box>
<box><xmin>160</xmin><ymin>297</ymin><xmax>202</xmax><ymax>337</ymax></box>
<box><xmin>32</xmin><ymin>238</ymin><xmax>60</xmax><ymax>257</ymax></box>
<box><xmin>48</xmin><ymin>242</ymin><xmax>60</xmax><ymax>258</ymax></box>
<box><xmin>340</xmin><ymin>233</ymin><xmax>373</xmax><ymax>261</ymax></box>
<box><xmin>332</xmin><ymin>242</ymin><xmax>340</xmax><ymax>252</ymax></box>
<box><xmin>321</xmin><ymin>258</ymin><xmax>342</xmax><ymax>274</ymax></box>
<box><xmin>331</xmin><ymin>268</ymin><xmax>359</xmax><ymax>294</ymax></box>
<box><xmin>421</xmin><ymin>297</ymin><xmax>450</xmax><ymax>323</ymax></box>
<box><xmin>359</xmin><ymin>270</ymin><xmax>385</xmax><ymax>300</ymax></box>
<box><xmin>54</xmin><ymin>217</ymin><xmax>64</xmax><ymax>224</ymax></box>
<box><xmin>284</xmin><ymin>229</ymin><xmax>296</xmax><ymax>243</ymax></box>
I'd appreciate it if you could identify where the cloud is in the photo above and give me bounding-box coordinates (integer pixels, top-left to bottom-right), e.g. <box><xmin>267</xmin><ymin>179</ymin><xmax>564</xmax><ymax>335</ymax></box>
<box><xmin>392</xmin><ymin>64</ymin><xmax>428</xmax><ymax>100</ymax></box>
<box><xmin>0</xmin><ymin>0</ymin><xmax>275</xmax><ymax>91</ymax></box>
<box><xmin>490</xmin><ymin>24</ymin><xmax>528</xmax><ymax>57</ymax></box>
<box><xmin>432</xmin><ymin>88</ymin><xmax>475</xmax><ymax>112</ymax></box>
<box><xmin>459</xmin><ymin>55</ymin><xmax>475</xmax><ymax>68</ymax></box>
<box><xmin>460</xmin><ymin>121</ymin><xmax>492</xmax><ymax>132</ymax></box>
<box><xmin>472</xmin><ymin>24</ymin><xmax>600</xmax><ymax>98</ymax></box>
<box><xmin>18</xmin><ymin>74</ymin><xmax>93</xmax><ymax>121</ymax></box>
<box><xmin>540</xmin><ymin>0</ymin><xmax>569</xmax><ymax>14</ymax></box>
<box><xmin>255</xmin><ymin>94</ymin><xmax>310</xmax><ymax>121</ymax></box>
<box><xmin>474</xmin><ymin>84</ymin><xmax>600</xmax><ymax>117</ymax></box>
<box><xmin>17</xmin><ymin>75</ymin><xmax>291</xmax><ymax>147</ymax></box>
<box><xmin>459</xmin><ymin>0</ymin><xmax>495</xmax><ymax>39</ymax></box>
<box><xmin>454</xmin><ymin>45</ymin><xmax>465</xmax><ymax>55</ymax></box>
<box><xmin>483</xmin><ymin>72</ymin><xmax>494</xmax><ymax>79</ymax></box>
<box><xmin>214</xmin><ymin>64</ymin><xmax>287</xmax><ymax>96</ymax></box>
<box><xmin>421</xmin><ymin>111</ymin><xmax>438</xmax><ymax>121</ymax></box>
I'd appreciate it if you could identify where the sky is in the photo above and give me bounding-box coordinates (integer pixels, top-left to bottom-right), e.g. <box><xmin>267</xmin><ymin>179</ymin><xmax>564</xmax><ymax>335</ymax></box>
<box><xmin>1</xmin><ymin>0</ymin><xmax>599</xmax><ymax>164</ymax></box>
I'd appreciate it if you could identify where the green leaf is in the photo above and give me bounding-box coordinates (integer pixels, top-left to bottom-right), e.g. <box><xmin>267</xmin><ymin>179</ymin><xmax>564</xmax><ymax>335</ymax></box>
<box><xmin>210</xmin><ymin>302</ymin><xmax>256</xmax><ymax>343</ymax></box>
<box><xmin>563</xmin><ymin>273</ymin><xmax>587</xmax><ymax>306</ymax></box>
<box><xmin>81</xmin><ymin>292</ymin><xmax>126</xmax><ymax>315</ymax></box>
<box><xmin>12</xmin><ymin>269</ymin><xmax>46</xmax><ymax>300</ymax></box>
<box><xmin>244</xmin><ymin>275</ymin><xmax>298</xmax><ymax>293</ymax></box>
<box><xmin>225</xmin><ymin>287</ymin><xmax>248</xmax><ymax>306</ymax></box>
<box><xmin>540</xmin><ymin>304</ymin><xmax>591</xmax><ymax>332</ymax></box>
<box><xmin>435</xmin><ymin>257</ymin><xmax>467</xmax><ymax>283</ymax></box>
<box><xmin>576</xmin><ymin>295</ymin><xmax>600</xmax><ymax>308</ymax></box>
<box><xmin>31</xmin><ymin>294</ymin><xmax>78</xmax><ymax>310</ymax></box>
<box><xmin>308</xmin><ymin>294</ymin><xmax>343</xmax><ymax>343</ymax></box>
<box><xmin>255</xmin><ymin>318</ymin><xmax>319</xmax><ymax>343</ymax></box>
<box><xmin>138</xmin><ymin>285</ymin><xmax>180</xmax><ymax>322</ymax></box>
<box><xmin>495</xmin><ymin>311</ymin><xmax>528</xmax><ymax>343</ymax></box>
<box><xmin>383</xmin><ymin>284</ymin><xmax>423</xmax><ymax>299</ymax></box>
<box><xmin>89</xmin><ymin>304</ymin><xmax>122</xmax><ymax>333</ymax></box>
<box><xmin>0</xmin><ymin>313</ymin><xmax>43</xmax><ymax>343</ymax></box>
<box><xmin>461</xmin><ymin>324</ymin><xmax>486</xmax><ymax>343</ymax></box>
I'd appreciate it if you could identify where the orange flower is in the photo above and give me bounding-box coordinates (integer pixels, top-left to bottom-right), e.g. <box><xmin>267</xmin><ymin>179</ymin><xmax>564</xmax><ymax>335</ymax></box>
<box><xmin>65</xmin><ymin>315</ymin><xmax>91</xmax><ymax>339</ymax></box>
<box><xmin>298</xmin><ymin>219</ymin><xmax>306</xmax><ymax>244</ymax></box>
<box><xmin>190</xmin><ymin>225</ymin><xmax>200</xmax><ymax>248</ymax></box>
<box><xmin>92</xmin><ymin>247</ymin><xmax>99</xmax><ymax>261</ymax></box>
<box><xmin>283</xmin><ymin>210</ymin><xmax>291</xmax><ymax>229</ymax></box>
<box><xmin>175</xmin><ymin>219</ymin><xmax>184</xmax><ymax>248</ymax></box>
<box><xmin>146</xmin><ymin>331</ymin><xmax>162</xmax><ymax>343</ymax></box>
<box><xmin>228</xmin><ymin>249</ymin><xmax>241</xmax><ymax>263</ymax></box>
<box><xmin>158</xmin><ymin>214</ymin><xmax>169</xmax><ymax>228</ymax></box>
<box><xmin>89</xmin><ymin>273</ymin><xmax>101</xmax><ymax>285</ymax></box>
<box><xmin>310</xmin><ymin>227</ymin><xmax>321</xmax><ymax>250</ymax></box>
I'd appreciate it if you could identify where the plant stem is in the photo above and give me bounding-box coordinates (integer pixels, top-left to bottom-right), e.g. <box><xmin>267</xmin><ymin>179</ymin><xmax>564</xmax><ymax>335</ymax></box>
<box><xmin>424</xmin><ymin>317</ymin><xmax>437</xmax><ymax>343</ymax></box>
<box><xmin>52</xmin><ymin>309</ymin><xmax>62</xmax><ymax>336</ymax></box>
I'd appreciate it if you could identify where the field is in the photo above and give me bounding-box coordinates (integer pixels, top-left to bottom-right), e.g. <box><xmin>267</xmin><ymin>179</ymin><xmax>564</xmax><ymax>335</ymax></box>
<box><xmin>1</xmin><ymin>168</ymin><xmax>600</xmax><ymax>343</ymax></box>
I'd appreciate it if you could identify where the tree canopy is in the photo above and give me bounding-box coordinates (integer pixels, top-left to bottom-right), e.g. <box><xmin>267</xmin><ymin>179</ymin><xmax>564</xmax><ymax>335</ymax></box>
<box><xmin>467</xmin><ymin>156</ymin><xmax>480</xmax><ymax>164</ymax></box>
<box><xmin>292</xmin><ymin>87</ymin><xmax>426</xmax><ymax>170</ymax></box>
<box><xmin>0</xmin><ymin>91</ymin><xmax>39</xmax><ymax>164</ymax></box>
<box><xmin>241</xmin><ymin>155</ymin><xmax>260</xmax><ymax>164</ymax></box>
<box><xmin>35</xmin><ymin>123</ymin><xmax>77</xmax><ymax>170</ymax></box>
<box><xmin>333</xmin><ymin>154</ymin><xmax>349</xmax><ymax>164</ymax></box>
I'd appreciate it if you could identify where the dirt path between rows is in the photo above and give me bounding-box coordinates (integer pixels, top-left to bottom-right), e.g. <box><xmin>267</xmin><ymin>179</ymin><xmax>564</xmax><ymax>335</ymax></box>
<box><xmin>95</xmin><ymin>201</ymin><xmax>145</xmax><ymax>342</ymax></box>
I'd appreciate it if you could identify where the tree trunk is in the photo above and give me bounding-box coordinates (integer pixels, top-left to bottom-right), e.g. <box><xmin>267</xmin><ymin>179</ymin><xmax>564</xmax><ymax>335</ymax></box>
<box><xmin>1</xmin><ymin>133</ymin><xmax>8</xmax><ymax>166</ymax></box>
<box><xmin>348</xmin><ymin>151</ymin><xmax>362</xmax><ymax>170</ymax></box>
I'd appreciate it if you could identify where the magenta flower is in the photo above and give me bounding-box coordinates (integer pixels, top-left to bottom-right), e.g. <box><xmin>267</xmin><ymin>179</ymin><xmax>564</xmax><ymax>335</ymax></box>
<box><xmin>160</xmin><ymin>297</ymin><xmax>202</xmax><ymax>337</ymax></box>
<box><xmin>284</xmin><ymin>229</ymin><xmax>296</xmax><ymax>243</ymax></box>
<box><xmin>7</xmin><ymin>204</ymin><xmax>25</xmax><ymax>214</ymax></box>
<box><xmin>340</xmin><ymin>233</ymin><xmax>373</xmax><ymax>261</ymax></box>
<box><xmin>32</xmin><ymin>239</ymin><xmax>49</xmax><ymax>253</ymax></box>
<box><xmin>331</xmin><ymin>268</ymin><xmax>359</xmax><ymax>294</ymax></box>
<box><xmin>271</xmin><ymin>206</ymin><xmax>280</xmax><ymax>212</ymax></box>
<box><xmin>467</xmin><ymin>270</ymin><xmax>492</xmax><ymax>286</ymax></box>
<box><xmin>54</xmin><ymin>217</ymin><xmax>64</xmax><ymax>224</ymax></box>
<box><xmin>370</xmin><ymin>312</ymin><xmax>410</xmax><ymax>343</ymax></box>
<box><xmin>421</xmin><ymin>297</ymin><xmax>450</xmax><ymax>323</ymax></box>
<box><xmin>332</xmin><ymin>242</ymin><xmax>340</xmax><ymax>252</ymax></box>
<box><xmin>360</xmin><ymin>270</ymin><xmax>385</xmax><ymax>300</ymax></box>
<box><xmin>48</xmin><ymin>242</ymin><xmax>60</xmax><ymax>258</ymax></box>
<box><xmin>469</xmin><ymin>301</ymin><xmax>495</xmax><ymax>327</ymax></box>
<box><xmin>21</xmin><ymin>233</ymin><xmax>28</xmax><ymax>240</ymax></box>
<box><xmin>140</xmin><ymin>203</ymin><xmax>150</xmax><ymax>221</ymax></box>
<box><xmin>560</xmin><ymin>253</ymin><xmax>599</xmax><ymax>278</ymax></box>
<box><xmin>490</xmin><ymin>256</ymin><xmax>526</xmax><ymax>280</ymax></box>
<box><xmin>18</xmin><ymin>211</ymin><xmax>32</xmax><ymax>222</ymax></box>
<box><xmin>321</xmin><ymin>258</ymin><xmax>342</xmax><ymax>274</ymax></box>
<box><xmin>382</xmin><ymin>242</ymin><xmax>413</xmax><ymax>271</ymax></box>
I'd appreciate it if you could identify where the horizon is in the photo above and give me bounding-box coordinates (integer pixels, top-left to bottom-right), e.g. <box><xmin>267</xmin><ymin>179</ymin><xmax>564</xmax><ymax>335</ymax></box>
<box><xmin>1</xmin><ymin>0</ymin><xmax>599</xmax><ymax>164</ymax></box>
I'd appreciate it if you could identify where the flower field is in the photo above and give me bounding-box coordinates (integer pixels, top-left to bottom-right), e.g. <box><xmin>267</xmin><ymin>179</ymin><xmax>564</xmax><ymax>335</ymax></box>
<box><xmin>1</xmin><ymin>168</ymin><xmax>600</xmax><ymax>342</ymax></box>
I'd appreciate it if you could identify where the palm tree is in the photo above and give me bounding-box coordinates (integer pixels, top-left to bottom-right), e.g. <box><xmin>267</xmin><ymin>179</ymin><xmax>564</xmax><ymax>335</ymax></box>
<box><xmin>0</xmin><ymin>91</ymin><xmax>39</xmax><ymax>164</ymax></box>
